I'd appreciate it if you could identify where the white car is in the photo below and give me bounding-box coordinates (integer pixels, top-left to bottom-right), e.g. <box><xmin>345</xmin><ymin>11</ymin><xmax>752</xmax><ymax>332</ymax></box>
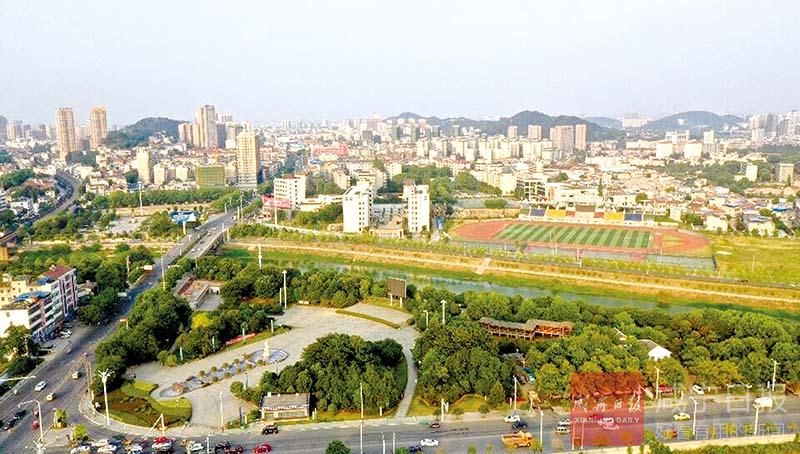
<box><xmin>91</xmin><ymin>439</ymin><xmax>111</xmax><ymax>448</ymax></box>
<box><xmin>97</xmin><ymin>446</ymin><xmax>117</xmax><ymax>454</ymax></box>
<box><xmin>691</xmin><ymin>384</ymin><xmax>705</xmax><ymax>395</ymax></box>
<box><xmin>186</xmin><ymin>442</ymin><xmax>204</xmax><ymax>453</ymax></box>
<box><xmin>126</xmin><ymin>445</ymin><xmax>144</xmax><ymax>454</ymax></box>
<box><xmin>70</xmin><ymin>446</ymin><xmax>91</xmax><ymax>454</ymax></box>
<box><xmin>34</xmin><ymin>381</ymin><xmax>47</xmax><ymax>392</ymax></box>
<box><xmin>420</xmin><ymin>439</ymin><xmax>439</xmax><ymax>447</ymax></box>
<box><xmin>673</xmin><ymin>412</ymin><xmax>691</xmax><ymax>421</ymax></box>
<box><xmin>504</xmin><ymin>414</ymin><xmax>521</xmax><ymax>423</ymax></box>
<box><xmin>558</xmin><ymin>417</ymin><xmax>571</xmax><ymax>426</ymax></box>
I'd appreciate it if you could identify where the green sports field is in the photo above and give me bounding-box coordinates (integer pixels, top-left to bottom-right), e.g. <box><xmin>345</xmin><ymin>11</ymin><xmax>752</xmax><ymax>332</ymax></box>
<box><xmin>494</xmin><ymin>223</ymin><xmax>652</xmax><ymax>250</ymax></box>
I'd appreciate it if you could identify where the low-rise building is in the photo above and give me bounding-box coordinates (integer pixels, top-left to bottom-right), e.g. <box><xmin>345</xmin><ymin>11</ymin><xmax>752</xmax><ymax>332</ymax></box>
<box><xmin>260</xmin><ymin>392</ymin><xmax>310</xmax><ymax>421</ymax></box>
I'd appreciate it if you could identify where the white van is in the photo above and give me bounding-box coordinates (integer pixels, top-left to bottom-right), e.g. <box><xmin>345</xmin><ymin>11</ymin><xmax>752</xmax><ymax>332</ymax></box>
<box><xmin>755</xmin><ymin>397</ymin><xmax>773</xmax><ymax>408</ymax></box>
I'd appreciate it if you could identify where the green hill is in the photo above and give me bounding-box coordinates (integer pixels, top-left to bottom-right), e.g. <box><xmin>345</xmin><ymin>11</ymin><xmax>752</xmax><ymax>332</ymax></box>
<box><xmin>644</xmin><ymin>111</ymin><xmax>743</xmax><ymax>131</ymax></box>
<box><xmin>391</xmin><ymin>110</ymin><xmax>623</xmax><ymax>141</ymax></box>
<box><xmin>106</xmin><ymin>117</ymin><xmax>184</xmax><ymax>148</ymax></box>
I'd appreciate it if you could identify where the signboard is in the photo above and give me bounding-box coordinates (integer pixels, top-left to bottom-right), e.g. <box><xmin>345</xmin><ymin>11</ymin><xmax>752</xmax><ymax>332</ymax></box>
<box><xmin>261</xmin><ymin>195</ymin><xmax>292</xmax><ymax>209</ymax></box>
<box><xmin>170</xmin><ymin>210</ymin><xmax>198</xmax><ymax>224</ymax></box>
<box><xmin>387</xmin><ymin>278</ymin><xmax>406</xmax><ymax>299</ymax></box>
<box><xmin>569</xmin><ymin>371</ymin><xmax>644</xmax><ymax>449</ymax></box>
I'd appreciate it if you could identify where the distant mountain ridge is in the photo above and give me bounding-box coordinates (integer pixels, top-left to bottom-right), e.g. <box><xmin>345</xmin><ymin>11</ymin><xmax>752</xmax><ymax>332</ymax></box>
<box><xmin>389</xmin><ymin>110</ymin><xmax>623</xmax><ymax>141</ymax></box>
<box><xmin>584</xmin><ymin>116</ymin><xmax>622</xmax><ymax>129</ymax></box>
<box><xmin>106</xmin><ymin>117</ymin><xmax>184</xmax><ymax>148</ymax></box>
<box><xmin>643</xmin><ymin>111</ymin><xmax>744</xmax><ymax>131</ymax></box>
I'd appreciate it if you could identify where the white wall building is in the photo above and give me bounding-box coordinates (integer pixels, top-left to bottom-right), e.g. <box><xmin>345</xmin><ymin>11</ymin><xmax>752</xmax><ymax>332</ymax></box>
<box><xmin>403</xmin><ymin>183</ymin><xmax>430</xmax><ymax>233</ymax></box>
<box><xmin>273</xmin><ymin>174</ymin><xmax>307</xmax><ymax>209</ymax></box>
<box><xmin>342</xmin><ymin>185</ymin><xmax>372</xmax><ymax>233</ymax></box>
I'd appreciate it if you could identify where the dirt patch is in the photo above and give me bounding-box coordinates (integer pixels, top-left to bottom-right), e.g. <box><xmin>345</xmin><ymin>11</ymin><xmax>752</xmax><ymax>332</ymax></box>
<box><xmin>450</xmin><ymin>219</ymin><xmax>513</xmax><ymax>241</ymax></box>
<box><xmin>652</xmin><ymin>228</ymin><xmax>710</xmax><ymax>255</ymax></box>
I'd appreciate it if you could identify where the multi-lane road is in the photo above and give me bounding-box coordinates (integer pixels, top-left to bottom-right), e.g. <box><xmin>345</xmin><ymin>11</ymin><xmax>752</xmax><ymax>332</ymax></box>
<box><xmin>0</xmin><ymin>211</ymin><xmax>236</xmax><ymax>453</ymax></box>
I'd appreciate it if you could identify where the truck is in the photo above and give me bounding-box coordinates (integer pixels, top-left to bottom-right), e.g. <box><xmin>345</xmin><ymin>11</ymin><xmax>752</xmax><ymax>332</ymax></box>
<box><xmin>501</xmin><ymin>431</ymin><xmax>534</xmax><ymax>448</ymax></box>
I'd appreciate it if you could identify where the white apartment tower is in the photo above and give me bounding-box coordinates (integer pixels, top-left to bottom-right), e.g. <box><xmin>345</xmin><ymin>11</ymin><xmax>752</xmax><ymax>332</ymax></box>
<box><xmin>196</xmin><ymin>105</ymin><xmax>219</xmax><ymax>148</ymax></box>
<box><xmin>342</xmin><ymin>185</ymin><xmax>372</xmax><ymax>233</ymax></box>
<box><xmin>236</xmin><ymin>131</ymin><xmax>261</xmax><ymax>189</ymax></box>
<box><xmin>403</xmin><ymin>183</ymin><xmax>431</xmax><ymax>233</ymax></box>
<box><xmin>274</xmin><ymin>174</ymin><xmax>307</xmax><ymax>208</ymax></box>
<box><xmin>135</xmin><ymin>149</ymin><xmax>151</xmax><ymax>185</ymax></box>
<box><xmin>89</xmin><ymin>106</ymin><xmax>108</xmax><ymax>150</ymax></box>
<box><xmin>55</xmin><ymin>107</ymin><xmax>77</xmax><ymax>159</ymax></box>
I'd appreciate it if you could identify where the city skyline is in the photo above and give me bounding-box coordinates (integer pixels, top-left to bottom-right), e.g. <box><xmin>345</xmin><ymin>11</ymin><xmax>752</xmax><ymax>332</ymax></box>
<box><xmin>2</xmin><ymin>0</ymin><xmax>800</xmax><ymax>124</ymax></box>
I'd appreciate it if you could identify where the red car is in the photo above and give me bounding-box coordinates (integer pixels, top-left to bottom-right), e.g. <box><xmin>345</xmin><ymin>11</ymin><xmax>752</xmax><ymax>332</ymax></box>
<box><xmin>253</xmin><ymin>444</ymin><xmax>272</xmax><ymax>453</ymax></box>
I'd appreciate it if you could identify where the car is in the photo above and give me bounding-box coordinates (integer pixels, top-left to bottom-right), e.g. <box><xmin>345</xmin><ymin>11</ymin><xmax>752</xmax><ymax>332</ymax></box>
<box><xmin>558</xmin><ymin>418</ymin><xmax>571</xmax><ymax>426</ymax></box>
<box><xmin>511</xmin><ymin>421</ymin><xmax>528</xmax><ymax>430</ymax></box>
<box><xmin>185</xmin><ymin>441</ymin><xmax>204</xmax><ymax>453</ymax></box>
<box><xmin>72</xmin><ymin>370</ymin><xmax>82</xmax><ymax>379</ymax></box>
<box><xmin>556</xmin><ymin>425</ymin><xmax>570</xmax><ymax>435</ymax></box>
<box><xmin>420</xmin><ymin>439</ymin><xmax>439</xmax><ymax>447</ymax></box>
<box><xmin>692</xmin><ymin>384</ymin><xmax>705</xmax><ymax>395</ymax></box>
<box><xmin>407</xmin><ymin>446</ymin><xmax>423</xmax><ymax>453</ymax></box>
<box><xmin>504</xmin><ymin>413</ymin><xmax>521</xmax><ymax>423</ymax></box>
<box><xmin>46</xmin><ymin>392</ymin><xmax>56</xmax><ymax>401</ymax></box>
<box><xmin>261</xmin><ymin>423</ymin><xmax>279</xmax><ymax>435</ymax></box>
<box><xmin>34</xmin><ymin>381</ymin><xmax>47</xmax><ymax>392</ymax></box>
<box><xmin>70</xmin><ymin>446</ymin><xmax>92</xmax><ymax>454</ymax></box>
<box><xmin>429</xmin><ymin>421</ymin><xmax>441</xmax><ymax>429</ymax></box>
<box><xmin>223</xmin><ymin>446</ymin><xmax>244</xmax><ymax>454</ymax></box>
<box><xmin>214</xmin><ymin>441</ymin><xmax>232</xmax><ymax>453</ymax></box>
<box><xmin>14</xmin><ymin>410</ymin><xmax>26</xmax><ymax>420</ymax></box>
<box><xmin>126</xmin><ymin>445</ymin><xmax>144</xmax><ymax>454</ymax></box>
<box><xmin>253</xmin><ymin>444</ymin><xmax>273</xmax><ymax>453</ymax></box>
<box><xmin>91</xmin><ymin>439</ymin><xmax>112</xmax><ymax>448</ymax></box>
<box><xmin>152</xmin><ymin>436</ymin><xmax>173</xmax><ymax>451</ymax></box>
<box><xmin>32</xmin><ymin>419</ymin><xmax>39</xmax><ymax>431</ymax></box>
<box><xmin>97</xmin><ymin>446</ymin><xmax>117</xmax><ymax>454</ymax></box>
<box><xmin>673</xmin><ymin>412</ymin><xmax>691</xmax><ymax>421</ymax></box>
<box><xmin>2</xmin><ymin>420</ymin><xmax>15</xmax><ymax>431</ymax></box>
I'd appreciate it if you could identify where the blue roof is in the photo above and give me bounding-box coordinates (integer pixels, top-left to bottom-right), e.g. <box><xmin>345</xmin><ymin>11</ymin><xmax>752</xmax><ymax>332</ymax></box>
<box><xmin>14</xmin><ymin>291</ymin><xmax>50</xmax><ymax>302</ymax></box>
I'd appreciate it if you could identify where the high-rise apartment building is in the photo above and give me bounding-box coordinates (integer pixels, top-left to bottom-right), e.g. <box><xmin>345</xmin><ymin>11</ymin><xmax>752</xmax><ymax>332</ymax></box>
<box><xmin>342</xmin><ymin>185</ymin><xmax>372</xmax><ymax>233</ymax></box>
<box><xmin>507</xmin><ymin>125</ymin><xmax>518</xmax><ymax>139</ymax></box>
<box><xmin>403</xmin><ymin>183</ymin><xmax>430</xmax><ymax>233</ymax></box>
<box><xmin>0</xmin><ymin>116</ymin><xmax>7</xmax><ymax>142</ymax></box>
<box><xmin>235</xmin><ymin>131</ymin><xmax>261</xmax><ymax>189</ymax></box>
<box><xmin>778</xmin><ymin>163</ymin><xmax>795</xmax><ymax>184</ymax></box>
<box><xmin>55</xmin><ymin>107</ymin><xmax>77</xmax><ymax>159</ymax></box>
<box><xmin>135</xmin><ymin>149</ymin><xmax>151</xmax><ymax>185</ymax></box>
<box><xmin>195</xmin><ymin>105</ymin><xmax>219</xmax><ymax>148</ymax></box>
<box><xmin>274</xmin><ymin>174</ymin><xmax>307</xmax><ymax>209</ymax></box>
<box><xmin>574</xmin><ymin>124</ymin><xmax>587</xmax><ymax>151</ymax></box>
<box><xmin>88</xmin><ymin>107</ymin><xmax>108</xmax><ymax>149</ymax></box>
<box><xmin>527</xmin><ymin>124</ymin><xmax>542</xmax><ymax>140</ymax></box>
<box><xmin>550</xmin><ymin>125</ymin><xmax>575</xmax><ymax>153</ymax></box>
<box><xmin>178</xmin><ymin>123</ymin><xmax>194</xmax><ymax>147</ymax></box>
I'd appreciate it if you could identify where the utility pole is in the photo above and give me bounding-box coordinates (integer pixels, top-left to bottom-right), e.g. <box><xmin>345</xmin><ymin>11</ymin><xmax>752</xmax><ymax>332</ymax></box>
<box><xmin>359</xmin><ymin>383</ymin><xmax>364</xmax><ymax>454</ymax></box>
<box><xmin>753</xmin><ymin>402</ymin><xmax>760</xmax><ymax>436</ymax></box>
<box><xmin>423</xmin><ymin>310</ymin><xmax>429</xmax><ymax>328</ymax></box>
<box><xmin>97</xmin><ymin>369</ymin><xmax>114</xmax><ymax>427</ymax></box>
<box><xmin>138</xmin><ymin>182</ymin><xmax>143</xmax><ymax>216</ymax></box>
<box><xmin>513</xmin><ymin>376</ymin><xmax>518</xmax><ymax>412</ymax></box>
<box><xmin>655</xmin><ymin>366</ymin><xmax>661</xmax><ymax>401</ymax></box>
<box><xmin>392</xmin><ymin>432</ymin><xmax>396</xmax><ymax>454</ymax></box>
<box><xmin>441</xmin><ymin>300</ymin><xmax>446</xmax><ymax>325</ymax></box>
<box><xmin>539</xmin><ymin>408</ymin><xmax>544</xmax><ymax>447</ymax></box>
<box><xmin>771</xmin><ymin>360</ymin><xmax>778</xmax><ymax>392</ymax></box>
<box><xmin>219</xmin><ymin>390</ymin><xmax>225</xmax><ymax>432</ymax></box>
<box><xmin>258</xmin><ymin>242</ymin><xmax>263</xmax><ymax>269</ymax></box>
<box><xmin>690</xmin><ymin>397</ymin><xmax>698</xmax><ymax>437</ymax></box>
<box><xmin>19</xmin><ymin>400</ymin><xmax>44</xmax><ymax>454</ymax></box>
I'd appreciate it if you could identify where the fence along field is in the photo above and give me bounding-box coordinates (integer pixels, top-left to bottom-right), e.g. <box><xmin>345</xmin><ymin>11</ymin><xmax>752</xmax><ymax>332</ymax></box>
<box><xmin>495</xmin><ymin>223</ymin><xmax>652</xmax><ymax>250</ymax></box>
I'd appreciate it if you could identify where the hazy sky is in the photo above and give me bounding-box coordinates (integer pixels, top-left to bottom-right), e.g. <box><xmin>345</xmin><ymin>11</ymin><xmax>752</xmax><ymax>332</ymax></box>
<box><xmin>2</xmin><ymin>0</ymin><xmax>799</xmax><ymax>125</ymax></box>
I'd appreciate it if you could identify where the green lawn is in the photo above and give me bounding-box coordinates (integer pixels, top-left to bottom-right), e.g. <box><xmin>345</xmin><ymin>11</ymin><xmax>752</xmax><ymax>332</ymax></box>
<box><xmin>495</xmin><ymin>224</ymin><xmax>651</xmax><ymax>249</ymax></box>
<box><xmin>105</xmin><ymin>381</ymin><xmax>191</xmax><ymax>427</ymax></box>
<box><xmin>712</xmin><ymin>235</ymin><xmax>800</xmax><ymax>286</ymax></box>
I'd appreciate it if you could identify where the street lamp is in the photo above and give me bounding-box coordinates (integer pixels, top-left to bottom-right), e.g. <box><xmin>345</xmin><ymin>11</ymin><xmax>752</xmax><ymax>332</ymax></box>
<box><xmin>440</xmin><ymin>300</ymin><xmax>447</xmax><ymax>325</ymax></box>
<box><xmin>282</xmin><ymin>270</ymin><xmax>288</xmax><ymax>309</ymax></box>
<box><xmin>513</xmin><ymin>376</ymin><xmax>518</xmax><ymax>412</ymax></box>
<box><xmin>771</xmin><ymin>359</ymin><xmax>779</xmax><ymax>393</ymax></box>
<box><xmin>97</xmin><ymin>369</ymin><xmax>114</xmax><ymax>427</ymax></box>
<box><xmin>20</xmin><ymin>399</ymin><xmax>45</xmax><ymax>454</ymax></box>
<box><xmin>423</xmin><ymin>310</ymin><xmax>429</xmax><ymax>328</ymax></box>
<box><xmin>654</xmin><ymin>366</ymin><xmax>661</xmax><ymax>401</ymax></box>
<box><xmin>219</xmin><ymin>390</ymin><xmax>225</xmax><ymax>432</ymax></box>
<box><xmin>359</xmin><ymin>383</ymin><xmax>364</xmax><ymax>454</ymax></box>
<box><xmin>690</xmin><ymin>397</ymin><xmax>698</xmax><ymax>437</ymax></box>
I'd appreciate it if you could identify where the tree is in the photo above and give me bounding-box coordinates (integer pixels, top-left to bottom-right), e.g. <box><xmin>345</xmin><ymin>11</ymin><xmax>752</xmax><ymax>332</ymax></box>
<box><xmin>635</xmin><ymin>192</ymin><xmax>648</xmax><ymax>204</ymax></box>
<box><xmin>71</xmin><ymin>424</ymin><xmax>88</xmax><ymax>443</ymax></box>
<box><xmin>488</xmin><ymin>380</ymin><xmax>505</xmax><ymax>407</ymax></box>
<box><xmin>325</xmin><ymin>440</ymin><xmax>351</xmax><ymax>454</ymax></box>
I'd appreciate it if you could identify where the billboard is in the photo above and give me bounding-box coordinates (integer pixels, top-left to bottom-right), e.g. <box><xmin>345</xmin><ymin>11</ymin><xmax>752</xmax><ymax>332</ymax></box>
<box><xmin>262</xmin><ymin>195</ymin><xmax>292</xmax><ymax>209</ymax></box>
<box><xmin>569</xmin><ymin>371</ymin><xmax>644</xmax><ymax>449</ymax></box>
<box><xmin>387</xmin><ymin>278</ymin><xmax>406</xmax><ymax>299</ymax></box>
<box><xmin>170</xmin><ymin>210</ymin><xmax>198</xmax><ymax>224</ymax></box>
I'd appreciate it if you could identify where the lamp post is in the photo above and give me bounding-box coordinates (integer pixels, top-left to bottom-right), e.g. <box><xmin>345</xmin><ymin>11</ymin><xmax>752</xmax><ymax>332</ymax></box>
<box><xmin>423</xmin><ymin>310</ymin><xmax>429</xmax><ymax>328</ymax></box>
<box><xmin>690</xmin><ymin>397</ymin><xmax>698</xmax><ymax>437</ymax></box>
<box><xmin>539</xmin><ymin>408</ymin><xmax>544</xmax><ymax>447</ymax></box>
<box><xmin>19</xmin><ymin>399</ymin><xmax>44</xmax><ymax>454</ymax></box>
<box><xmin>771</xmin><ymin>360</ymin><xmax>778</xmax><ymax>393</ymax></box>
<box><xmin>513</xmin><ymin>376</ymin><xmax>518</xmax><ymax>412</ymax></box>
<box><xmin>654</xmin><ymin>366</ymin><xmax>661</xmax><ymax>401</ymax></box>
<box><xmin>440</xmin><ymin>300</ymin><xmax>446</xmax><ymax>325</ymax></box>
<box><xmin>282</xmin><ymin>270</ymin><xmax>288</xmax><ymax>309</ymax></box>
<box><xmin>97</xmin><ymin>369</ymin><xmax>114</xmax><ymax>427</ymax></box>
<box><xmin>359</xmin><ymin>383</ymin><xmax>364</xmax><ymax>454</ymax></box>
<box><xmin>753</xmin><ymin>402</ymin><xmax>760</xmax><ymax>436</ymax></box>
<box><xmin>219</xmin><ymin>390</ymin><xmax>225</xmax><ymax>432</ymax></box>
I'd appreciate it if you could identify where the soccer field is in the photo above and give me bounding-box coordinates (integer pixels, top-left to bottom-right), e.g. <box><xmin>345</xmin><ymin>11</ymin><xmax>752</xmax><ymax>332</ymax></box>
<box><xmin>494</xmin><ymin>223</ymin><xmax>652</xmax><ymax>250</ymax></box>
